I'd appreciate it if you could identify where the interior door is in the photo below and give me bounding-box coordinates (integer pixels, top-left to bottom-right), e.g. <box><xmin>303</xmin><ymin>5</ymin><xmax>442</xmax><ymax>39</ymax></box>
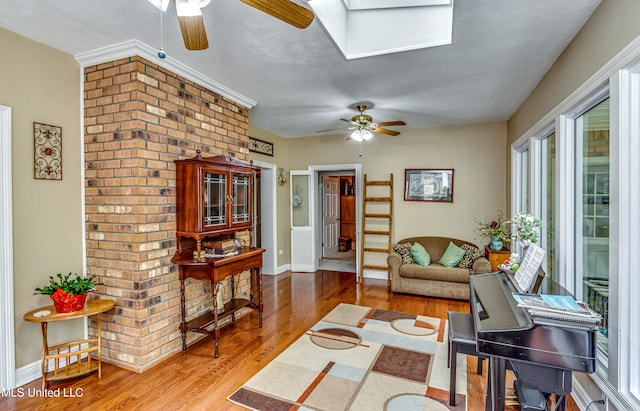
<box><xmin>322</xmin><ymin>176</ymin><xmax>340</xmax><ymax>257</ymax></box>
<box><xmin>290</xmin><ymin>170</ymin><xmax>315</xmax><ymax>272</ymax></box>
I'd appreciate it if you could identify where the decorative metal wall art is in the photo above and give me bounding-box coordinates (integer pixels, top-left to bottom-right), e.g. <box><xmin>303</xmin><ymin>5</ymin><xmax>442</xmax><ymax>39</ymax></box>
<box><xmin>248</xmin><ymin>136</ymin><xmax>274</xmax><ymax>156</ymax></box>
<box><xmin>34</xmin><ymin>122</ymin><xmax>62</xmax><ymax>180</ymax></box>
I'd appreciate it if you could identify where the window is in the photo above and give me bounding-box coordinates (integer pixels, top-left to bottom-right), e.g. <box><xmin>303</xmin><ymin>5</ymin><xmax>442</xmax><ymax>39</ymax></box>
<box><xmin>518</xmin><ymin>149</ymin><xmax>529</xmax><ymax>214</ymax></box>
<box><xmin>575</xmin><ymin>98</ymin><xmax>610</xmax><ymax>353</ymax></box>
<box><xmin>512</xmin><ymin>146</ymin><xmax>529</xmax><ymax>236</ymax></box>
<box><xmin>511</xmin><ymin>49</ymin><xmax>640</xmax><ymax>410</ymax></box>
<box><xmin>540</xmin><ymin>132</ymin><xmax>557</xmax><ymax>280</ymax></box>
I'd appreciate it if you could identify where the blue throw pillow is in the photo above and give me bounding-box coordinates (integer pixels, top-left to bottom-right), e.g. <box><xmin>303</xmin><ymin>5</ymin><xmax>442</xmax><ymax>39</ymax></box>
<box><xmin>438</xmin><ymin>241</ymin><xmax>466</xmax><ymax>268</ymax></box>
<box><xmin>410</xmin><ymin>242</ymin><xmax>431</xmax><ymax>266</ymax></box>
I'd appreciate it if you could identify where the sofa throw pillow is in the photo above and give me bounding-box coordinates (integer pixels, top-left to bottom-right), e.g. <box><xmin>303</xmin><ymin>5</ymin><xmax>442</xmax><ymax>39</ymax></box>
<box><xmin>438</xmin><ymin>241</ymin><xmax>466</xmax><ymax>268</ymax></box>
<box><xmin>457</xmin><ymin>244</ymin><xmax>484</xmax><ymax>268</ymax></box>
<box><xmin>410</xmin><ymin>242</ymin><xmax>431</xmax><ymax>266</ymax></box>
<box><xmin>392</xmin><ymin>243</ymin><xmax>415</xmax><ymax>265</ymax></box>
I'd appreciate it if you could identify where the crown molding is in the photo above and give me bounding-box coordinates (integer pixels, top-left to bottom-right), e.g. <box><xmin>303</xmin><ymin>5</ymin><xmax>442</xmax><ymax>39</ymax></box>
<box><xmin>74</xmin><ymin>39</ymin><xmax>257</xmax><ymax>109</ymax></box>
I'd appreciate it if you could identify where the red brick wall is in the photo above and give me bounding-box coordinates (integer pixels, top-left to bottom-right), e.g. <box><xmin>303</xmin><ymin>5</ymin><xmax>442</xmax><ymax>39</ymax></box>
<box><xmin>83</xmin><ymin>56</ymin><xmax>250</xmax><ymax>371</ymax></box>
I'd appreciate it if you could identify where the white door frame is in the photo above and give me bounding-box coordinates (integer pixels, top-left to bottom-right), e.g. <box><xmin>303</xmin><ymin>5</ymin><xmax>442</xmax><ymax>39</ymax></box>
<box><xmin>309</xmin><ymin>164</ymin><xmax>362</xmax><ymax>276</ymax></box>
<box><xmin>252</xmin><ymin>160</ymin><xmax>278</xmax><ymax>276</ymax></box>
<box><xmin>0</xmin><ymin>105</ymin><xmax>15</xmax><ymax>390</ymax></box>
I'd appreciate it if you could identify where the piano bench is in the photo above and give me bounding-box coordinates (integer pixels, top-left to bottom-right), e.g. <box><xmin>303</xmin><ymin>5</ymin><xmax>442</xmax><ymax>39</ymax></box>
<box><xmin>447</xmin><ymin>311</ymin><xmax>488</xmax><ymax>406</ymax></box>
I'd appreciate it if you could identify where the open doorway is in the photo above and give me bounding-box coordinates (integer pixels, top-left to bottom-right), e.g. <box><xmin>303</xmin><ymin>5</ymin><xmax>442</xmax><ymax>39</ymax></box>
<box><xmin>317</xmin><ymin>171</ymin><xmax>356</xmax><ymax>273</ymax></box>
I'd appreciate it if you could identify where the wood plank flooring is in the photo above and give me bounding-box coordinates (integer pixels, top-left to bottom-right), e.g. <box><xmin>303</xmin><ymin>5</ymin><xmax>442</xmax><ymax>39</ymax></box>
<box><xmin>1</xmin><ymin>270</ymin><xmax>578</xmax><ymax>410</ymax></box>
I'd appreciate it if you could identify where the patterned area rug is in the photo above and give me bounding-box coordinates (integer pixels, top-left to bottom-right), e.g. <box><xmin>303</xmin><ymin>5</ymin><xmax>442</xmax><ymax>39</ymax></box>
<box><xmin>228</xmin><ymin>303</ymin><xmax>468</xmax><ymax>410</ymax></box>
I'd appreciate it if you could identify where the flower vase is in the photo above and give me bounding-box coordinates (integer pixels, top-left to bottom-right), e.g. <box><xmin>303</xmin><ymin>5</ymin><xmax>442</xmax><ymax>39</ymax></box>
<box><xmin>51</xmin><ymin>288</ymin><xmax>87</xmax><ymax>313</ymax></box>
<box><xmin>489</xmin><ymin>236</ymin><xmax>503</xmax><ymax>251</ymax></box>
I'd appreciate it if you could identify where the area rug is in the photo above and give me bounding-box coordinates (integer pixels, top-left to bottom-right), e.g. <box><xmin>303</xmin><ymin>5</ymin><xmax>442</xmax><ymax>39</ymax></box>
<box><xmin>228</xmin><ymin>303</ymin><xmax>467</xmax><ymax>410</ymax></box>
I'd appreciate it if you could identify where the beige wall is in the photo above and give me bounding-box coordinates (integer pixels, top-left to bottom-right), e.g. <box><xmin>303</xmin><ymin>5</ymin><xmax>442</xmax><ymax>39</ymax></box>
<box><xmin>248</xmin><ymin>126</ymin><xmax>291</xmax><ymax>268</ymax></box>
<box><xmin>286</xmin><ymin>123</ymin><xmax>507</xmax><ymax>246</ymax></box>
<box><xmin>1</xmin><ymin>28</ymin><xmax>83</xmax><ymax>368</ymax></box>
<box><xmin>506</xmin><ymin>0</ymin><xmax>640</xmax><ymax>206</ymax></box>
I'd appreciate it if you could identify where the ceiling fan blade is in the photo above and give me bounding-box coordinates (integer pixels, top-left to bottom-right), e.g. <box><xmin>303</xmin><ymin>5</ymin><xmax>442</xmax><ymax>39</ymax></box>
<box><xmin>375</xmin><ymin>121</ymin><xmax>406</xmax><ymax>127</ymax></box>
<box><xmin>315</xmin><ymin>126</ymin><xmax>355</xmax><ymax>133</ymax></box>
<box><xmin>340</xmin><ymin>118</ymin><xmax>359</xmax><ymax>126</ymax></box>
<box><xmin>176</xmin><ymin>0</ymin><xmax>209</xmax><ymax>50</ymax></box>
<box><xmin>239</xmin><ymin>0</ymin><xmax>314</xmax><ymax>29</ymax></box>
<box><xmin>371</xmin><ymin>127</ymin><xmax>401</xmax><ymax>136</ymax></box>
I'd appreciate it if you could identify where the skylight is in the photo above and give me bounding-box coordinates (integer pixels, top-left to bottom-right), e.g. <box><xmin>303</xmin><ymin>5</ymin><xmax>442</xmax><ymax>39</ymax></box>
<box><xmin>306</xmin><ymin>0</ymin><xmax>454</xmax><ymax>59</ymax></box>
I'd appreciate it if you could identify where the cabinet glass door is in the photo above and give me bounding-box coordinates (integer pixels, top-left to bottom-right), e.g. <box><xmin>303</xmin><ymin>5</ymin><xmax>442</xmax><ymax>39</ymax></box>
<box><xmin>204</xmin><ymin>171</ymin><xmax>227</xmax><ymax>227</ymax></box>
<box><xmin>232</xmin><ymin>174</ymin><xmax>251</xmax><ymax>224</ymax></box>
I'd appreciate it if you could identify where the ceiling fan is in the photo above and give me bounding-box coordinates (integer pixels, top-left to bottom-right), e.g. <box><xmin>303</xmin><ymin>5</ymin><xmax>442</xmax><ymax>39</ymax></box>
<box><xmin>147</xmin><ymin>0</ymin><xmax>314</xmax><ymax>51</ymax></box>
<box><xmin>316</xmin><ymin>105</ymin><xmax>407</xmax><ymax>141</ymax></box>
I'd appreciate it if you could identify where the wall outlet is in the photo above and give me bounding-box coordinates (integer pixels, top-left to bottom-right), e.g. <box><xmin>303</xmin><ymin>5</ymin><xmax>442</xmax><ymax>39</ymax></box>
<box><xmin>279</xmin><ymin>249</ymin><xmax>284</xmax><ymax>255</ymax></box>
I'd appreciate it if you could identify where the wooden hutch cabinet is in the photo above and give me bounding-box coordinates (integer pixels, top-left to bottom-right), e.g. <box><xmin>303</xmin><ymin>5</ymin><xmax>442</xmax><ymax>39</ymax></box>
<box><xmin>175</xmin><ymin>152</ymin><xmax>255</xmax><ymax>253</ymax></box>
<box><xmin>172</xmin><ymin>152</ymin><xmax>264</xmax><ymax>357</ymax></box>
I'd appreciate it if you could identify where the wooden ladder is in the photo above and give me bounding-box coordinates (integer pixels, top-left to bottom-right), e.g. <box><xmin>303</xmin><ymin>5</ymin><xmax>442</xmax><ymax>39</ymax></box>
<box><xmin>359</xmin><ymin>174</ymin><xmax>393</xmax><ymax>284</ymax></box>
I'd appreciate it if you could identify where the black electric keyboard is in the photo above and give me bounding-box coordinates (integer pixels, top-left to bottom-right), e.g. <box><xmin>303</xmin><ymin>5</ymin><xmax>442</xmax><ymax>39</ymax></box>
<box><xmin>469</xmin><ymin>272</ymin><xmax>597</xmax><ymax>410</ymax></box>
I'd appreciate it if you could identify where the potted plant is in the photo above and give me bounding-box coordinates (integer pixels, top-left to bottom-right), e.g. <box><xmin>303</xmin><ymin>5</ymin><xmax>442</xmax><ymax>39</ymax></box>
<box><xmin>475</xmin><ymin>211</ymin><xmax>511</xmax><ymax>251</ymax></box>
<box><xmin>34</xmin><ymin>272</ymin><xmax>102</xmax><ymax>313</ymax></box>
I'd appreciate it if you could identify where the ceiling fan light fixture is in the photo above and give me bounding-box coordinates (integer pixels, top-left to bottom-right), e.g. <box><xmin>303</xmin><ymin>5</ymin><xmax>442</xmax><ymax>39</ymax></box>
<box><xmin>176</xmin><ymin>0</ymin><xmax>203</xmax><ymax>16</ymax></box>
<box><xmin>147</xmin><ymin>0</ymin><xmax>170</xmax><ymax>12</ymax></box>
<box><xmin>361</xmin><ymin>129</ymin><xmax>373</xmax><ymax>141</ymax></box>
<box><xmin>350</xmin><ymin>129</ymin><xmax>363</xmax><ymax>141</ymax></box>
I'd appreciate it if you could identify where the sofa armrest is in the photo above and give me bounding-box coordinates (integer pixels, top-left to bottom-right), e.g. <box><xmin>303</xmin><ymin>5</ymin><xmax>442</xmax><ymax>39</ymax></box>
<box><xmin>387</xmin><ymin>252</ymin><xmax>402</xmax><ymax>290</ymax></box>
<box><xmin>471</xmin><ymin>256</ymin><xmax>492</xmax><ymax>274</ymax></box>
<box><xmin>387</xmin><ymin>252</ymin><xmax>402</xmax><ymax>274</ymax></box>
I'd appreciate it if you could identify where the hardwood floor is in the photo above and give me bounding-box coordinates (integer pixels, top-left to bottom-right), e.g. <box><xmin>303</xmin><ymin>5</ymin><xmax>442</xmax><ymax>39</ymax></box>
<box><xmin>2</xmin><ymin>270</ymin><xmax>579</xmax><ymax>410</ymax></box>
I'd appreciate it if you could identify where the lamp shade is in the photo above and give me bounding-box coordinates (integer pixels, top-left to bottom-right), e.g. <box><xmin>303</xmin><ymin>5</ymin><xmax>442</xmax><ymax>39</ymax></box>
<box><xmin>147</xmin><ymin>0</ymin><xmax>170</xmax><ymax>11</ymax></box>
<box><xmin>350</xmin><ymin>129</ymin><xmax>363</xmax><ymax>141</ymax></box>
<box><xmin>176</xmin><ymin>0</ymin><xmax>202</xmax><ymax>16</ymax></box>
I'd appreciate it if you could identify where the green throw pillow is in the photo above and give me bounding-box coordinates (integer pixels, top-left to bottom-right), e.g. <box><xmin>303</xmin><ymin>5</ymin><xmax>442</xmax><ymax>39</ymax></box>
<box><xmin>410</xmin><ymin>242</ymin><xmax>431</xmax><ymax>266</ymax></box>
<box><xmin>438</xmin><ymin>241</ymin><xmax>466</xmax><ymax>268</ymax></box>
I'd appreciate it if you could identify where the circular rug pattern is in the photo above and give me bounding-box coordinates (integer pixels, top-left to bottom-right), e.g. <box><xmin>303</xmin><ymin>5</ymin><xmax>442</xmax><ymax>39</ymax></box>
<box><xmin>385</xmin><ymin>393</ymin><xmax>449</xmax><ymax>411</ymax></box>
<box><xmin>309</xmin><ymin>328</ymin><xmax>361</xmax><ymax>350</ymax></box>
<box><xmin>390</xmin><ymin>318</ymin><xmax>438</xmax><ymax>336</ymax></box>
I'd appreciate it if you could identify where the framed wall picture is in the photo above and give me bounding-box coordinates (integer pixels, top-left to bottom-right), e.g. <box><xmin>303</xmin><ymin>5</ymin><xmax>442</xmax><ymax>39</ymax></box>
<box><xmin>404</xmin><ymin>168</ymin><xmax>454</xmax><ymax>202</ymax></box>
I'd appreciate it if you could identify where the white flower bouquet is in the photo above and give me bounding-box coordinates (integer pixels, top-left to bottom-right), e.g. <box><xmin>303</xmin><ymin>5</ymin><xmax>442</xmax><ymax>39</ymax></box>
<box><xmin>511</xmin><ymin>213</ymin><xmax>542</xmax><ymax>247</ymax></box>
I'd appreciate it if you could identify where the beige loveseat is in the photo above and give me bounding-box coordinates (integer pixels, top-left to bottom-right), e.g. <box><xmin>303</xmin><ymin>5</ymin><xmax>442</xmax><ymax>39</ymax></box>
<box><xmin>387</xmin><ymin>236</ymin><xmax>492</xmax><ymax>300</ymax></box>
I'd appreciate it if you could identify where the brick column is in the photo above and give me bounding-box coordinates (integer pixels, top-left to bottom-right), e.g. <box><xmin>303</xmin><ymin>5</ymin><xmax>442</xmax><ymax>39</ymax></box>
<box><xmin>84</xmin><ymin>56</ymin><xmax>249</xmax><ymax>371</ymax></box>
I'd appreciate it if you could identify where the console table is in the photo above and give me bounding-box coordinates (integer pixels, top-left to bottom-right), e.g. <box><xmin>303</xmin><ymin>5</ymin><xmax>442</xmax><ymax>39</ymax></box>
<box><xmin>23</xmin><ymin>299</ymin><xmax>115</xmax><ymax>389</ymax></box>
<box><xmin>484</xmin><ymin>245</ymin><xmax>511</xmax><ymax>272</ymax></box>
<box><xmin>172</xmin><ymin>247</ymin><xmax>264</xmax><ymax>357</ymax></box>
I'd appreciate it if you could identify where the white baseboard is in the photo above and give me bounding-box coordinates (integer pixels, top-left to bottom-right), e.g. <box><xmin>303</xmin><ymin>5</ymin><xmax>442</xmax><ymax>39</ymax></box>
<box><xmin>362</xmin><ymin>269</ymin><xmax>387</xmax><ymax>280</ymax></box>
<box><xmin>14</xmin><ymin>361</ymin><xmax>40</xmax><ymax>388</ymax></box>
<box><xmin>277</xmin><ymin>264</ymin><xmax>290</xmax><ymax>274</ymax></box>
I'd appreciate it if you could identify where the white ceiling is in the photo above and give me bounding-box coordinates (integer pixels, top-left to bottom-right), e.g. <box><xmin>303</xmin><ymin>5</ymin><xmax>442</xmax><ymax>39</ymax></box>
<box><xmin>0</xmin><ymin>0</ymin><xmax>601</xmax><ymax>138</ymax></box>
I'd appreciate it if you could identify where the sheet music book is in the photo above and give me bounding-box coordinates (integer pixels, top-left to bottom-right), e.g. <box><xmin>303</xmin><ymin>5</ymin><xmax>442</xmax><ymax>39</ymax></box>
<box><xmin>514</xmin><ymin>244</ymin><xmax>545</xmax><ymax>293</ymax></box>
<box><xmin>513</xmin><ymin>293</ymin><xmax>586</xmax><ymax>312</ymax></box>
<box><xmin>512</xmin><ymin>293</ymin><xmax>602</xmax><ymax>324</ymax></box>
<box><xmin>528</xmin><ymin>307</ymin><xmax>602</xmax><ymax>324</ymax></box>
